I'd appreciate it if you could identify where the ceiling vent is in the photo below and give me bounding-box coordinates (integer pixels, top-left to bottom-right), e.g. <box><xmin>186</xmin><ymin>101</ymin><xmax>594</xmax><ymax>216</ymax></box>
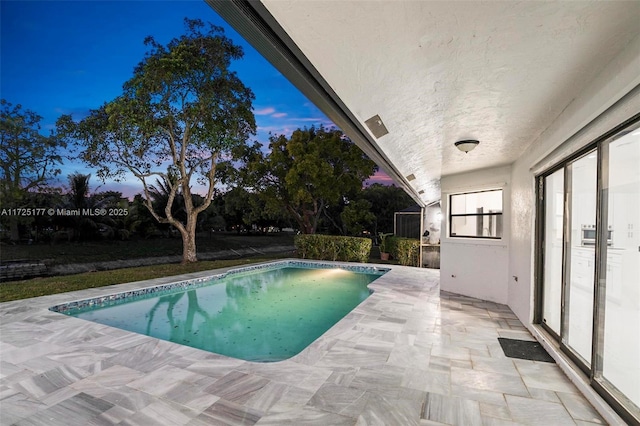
<box><xmin>406</xmin><ymin>174</ymin><xmax>416</xmax><ymax>181</ymax></box>
<box><xmin>364</xmin><ymin>114</ymin><xmax>389</xmax><ymax>138</ymax></box>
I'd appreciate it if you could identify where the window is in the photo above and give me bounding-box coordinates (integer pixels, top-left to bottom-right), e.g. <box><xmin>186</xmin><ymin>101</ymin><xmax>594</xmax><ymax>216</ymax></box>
<box><xmin>449</xmin><ymin>189</ymin><xmax>503</xmax><ymax>238</ymax></box>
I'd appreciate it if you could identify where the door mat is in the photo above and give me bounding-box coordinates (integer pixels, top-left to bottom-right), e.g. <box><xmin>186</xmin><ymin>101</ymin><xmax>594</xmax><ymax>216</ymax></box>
<box><xmin>497</xmin><ymin>338</ymin><xmax>555</xmax><ymax>363</ymax></box>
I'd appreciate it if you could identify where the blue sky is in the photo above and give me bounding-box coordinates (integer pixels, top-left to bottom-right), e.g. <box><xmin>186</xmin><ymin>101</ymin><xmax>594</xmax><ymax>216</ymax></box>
<box><xmin>1</xmin><ymin>0</ymin><xmax>390</xmax><ymax>197</ymax></box>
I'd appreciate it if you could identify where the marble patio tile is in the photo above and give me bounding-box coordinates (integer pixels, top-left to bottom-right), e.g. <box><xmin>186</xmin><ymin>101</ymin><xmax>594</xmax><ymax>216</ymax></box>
<box><xmin>505</xmin><ymin>319</ymin><xmax>528</xmax><ymax>330</ymax></box>
<box><xmin>326</xmin><ymin>367</ymin><xmax>359</xmax><ymax>387</ymax></box>
<box><xmin>387</xmin><ymin>343</ymin><xmax>431</xmax><ymax>369</ymax></box>
<box><xmin>430</xmin><ymin>344</ymin><xmax>471</xmax><ymax>361</ymax></box>
<box><xmin>126</xmin><ymin>399</ymin><xmax>198</xmax><ymax>426</ymax></box>
<box><xmin>204</xmin><ymin>370</ymin><xmax>270</xmax><ymax>404</ymax></box>
<box><xmin>356</xmin><ymin>316</ymin><xmax>405</xmax><ymax>333</ymax></box>
<box><xmin>355</xmin><ymin>326</ymin><xmax>397</xmax><ymax>344</ymax></box>
<box><xmin>86</xmin><ymin>404</ymin><xmax>134</xmax><ymax>426</ymax></box>
<box><xmin>394</xmin><ymin>332</ymin><xmax>417</xmax><ymax>345</ymax></box>
<box><xmin>0</xmin><ymin>363</ymin><xmax>33</xmax><ymax>385</ymax></box>
<box><xmin>497</xmin><ymin>329</ymin><xmax>536</xmax><ymax>341</ymax></box>
<box><xmin>100</xmin><ymin>388</ymin><xmax>155</xmax><ymax>412</ymax></box>
<box><xmin>79</xmin><ymin>365</ymin><xmax>145</xmax><ymax>390</ymax></box>
<box><xmin>451</xmin><ymin>367</ymin><xmax>529</xmax><ymax>397</ymax></box>
<box><xmin>428</xmin><ymin>356</ymin><xmax>451</xmax><ymax>373</ymax></box>
<box><xmin>357</xmin><ymin>389</ymin><xmax>423</xmax><ymax>426</ymax></box>
<box><xmin>314</xmin><ymin>345</ymin><xmax>388</xmax><ymax>369</ymax></box>
<box><xmin>126</xmin><ymin>365</ymin><xmax>200</xmax><ymax>397</ymax></box>
<box><xmin>450</xmin><ymin>359</ymin><xmax>473</xmax><ymax>369</ymax></box>
<box><xmin>41</xmin><ymin>323</ymin><xmax>107</xmax><ymax>346</ymax></box>
<box><xmin>350</xmin><ymin>364</ymin><xmax>405</xmax><ymax>392</ymax></box>
<box><xmin>421</xmin><ymin>392</ymin><xmax>483</xmax><ymax>426</ymax></box>
<box><xmin>238</xmin><ymin>359</ymin><xmax>324</xmax><ymax>386</ymax></box>
<box><xmin>163</xmin><ymin>385</ymin><xmax>220</xmax><ymax>412</ymax></box>
<box><xmin>0</xmin><ymin>392</ymin><xmax>48</xmax><ymax>425</ymax></box>
<box><xmin>15</xmin><ymin>392</ymin><xmax>114</xmax><ymax>426</ymax></box>
<box><xmin>513</xmin><ymin>360</ymin><xmax>581</xmax><ymax>394</ymax></box>
<box><xmin>106</xmin><ymin>339</ymin><xmax>180</xmax><ymax>373</ymax></box>
<box><xmin>451</xmin><ymin>385</ymin><xmax>511</xmax><ymax>405</ymax></box>
<box><xmin>307</xmin><ymin>382</ymin><xmax>369</xmax><ymax>417</ymax></box>
<box><xmin>401</xmin><ymin>368</ymin><xmax>450</xmax><ymax>395</ymax></box>
<box><xmin>525</xmin><ymin>387</ymin><xmax>560</xmax><ymax>403</ymax></box>
<box><xmin>471</xmin><ymin>355</ymin><xmax>519</xmax><ymax>377</ymax></box>
<box><xmin>479</xmin><ymin>400</ymin><xmax>512</xmax><ymax>420</ymax></box>
<box><xmin>39</xmin><ymin>386</ymin><xmax>81</xmax><ymax>406</ymax></box>
<box><xmin>354</xmin><ymin>339</ymin><xmax>395</xmax><ymax>356</ymax></box>
<box><xmin>45</xmin><ymin>346</ymin><xmax>118</xmax><ymax>367</ymax></box>
<box><xmin>296</xmin><ymin>367</ymin><xmax>334</xmax><ymax>393</ymax></box>
<box><xmin>202</xmin><ymin>398</ymin><xmax>263</xmax><ymax>426</ymax></box>
<box><xmin>480</xmin><ymin>417</ymin><xmax>525</xmax><ymax>426</ymax></box>
<box><xmin>505</xmin><ymin>394</ymin><xmax>575</xmax><ymax>425</ymax></box>
<box><xmin>245</xmin><ymin>381</ymin><xmax>289</xmax><ymax>412</ymax></box>
<box><xmin>2</xmin><ymin>341</ymin><xmax>67</xmax><ymax>365</ymax></box>
<box><xmin>13</xmin><ymin>365</ymin><xmax>90</xmax><ymax>400</ymax></box>
<box><xmin>257</xmin><ymin>405</ymin><xmax>354</xmax><ymax>425</ymax></box>
<box><xmin>0</xmin><ymin>321</ymin><xmax>52</xmax><ymax>343</ymax></box>
<box><xmin>186</xmin><ymin>357</ymin><xmax>246</xmax><ymax>379</ymax></box>
<box><xmin>557</xmin><ymin>391</ymin><xmax>605</xmax><ymax>424</ymax></box>
<box><xmin>264</xmin><ymin>386</ymin><xmax>315</xmax><ymax>415</ymax></box>
<box><xmin>21</xmin><ymin>356</ymin><xmax>66</xmax><ymax>374</ymax></box>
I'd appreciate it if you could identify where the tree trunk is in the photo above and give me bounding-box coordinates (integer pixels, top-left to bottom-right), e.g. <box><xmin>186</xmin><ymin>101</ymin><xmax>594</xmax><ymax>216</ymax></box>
<box><xmin>9</xmin><ymin>217</ymin><xmax>20</xmax><ymax>242</ymax></box>
<box><xmin>181</xmin><ymin>214</ymin><xmax>198</xmax><ymax>263</ymax></box>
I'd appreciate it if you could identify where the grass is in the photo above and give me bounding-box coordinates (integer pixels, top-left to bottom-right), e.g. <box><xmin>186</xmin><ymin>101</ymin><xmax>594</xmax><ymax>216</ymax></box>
<box><xmin>0</xmin><ymin>254</ymin><xmax>290</xmax><ymax>303</ymax></box>
<box><xmin>1</xmin><ymin>233</ymin><xmax>295</xmax><ymax>265</ymax></box>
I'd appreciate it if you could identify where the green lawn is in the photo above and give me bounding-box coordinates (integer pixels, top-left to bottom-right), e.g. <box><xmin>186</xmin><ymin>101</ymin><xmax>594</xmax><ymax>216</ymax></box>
<box><xmin>1</xmin><ymin>233</ymin><xmax>295</xmax><ymax>265</ymax></box>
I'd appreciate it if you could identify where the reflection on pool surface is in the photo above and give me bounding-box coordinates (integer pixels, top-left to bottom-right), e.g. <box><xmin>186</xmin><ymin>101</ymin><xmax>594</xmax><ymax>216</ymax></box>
<box><xmin>54</xmin><ymin>264</ymin><xmax>385</xmax><ymax>361</ymax></box>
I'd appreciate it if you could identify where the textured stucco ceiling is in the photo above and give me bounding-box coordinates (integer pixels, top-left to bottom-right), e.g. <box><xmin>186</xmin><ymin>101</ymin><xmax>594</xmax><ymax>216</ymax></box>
<box><xmin>261</xmin><ymin>0</ymin><xmax>640</xmax><ymax>204</ymax></box>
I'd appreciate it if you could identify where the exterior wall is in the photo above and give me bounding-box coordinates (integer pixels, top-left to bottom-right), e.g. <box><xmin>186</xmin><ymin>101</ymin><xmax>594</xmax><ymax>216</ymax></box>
<box><xmin>440</xmin><ymin>165</ymin><xmax>511</xmax><ymax>304</ymax></box>
<box><xmin>438</xmin><ymin>34</ymin><xmax>639</xmax><ymax>316</ymax></box>
<box><xmin>508</xmin><ymin>33</ymin><xmax>640</xmax><ymax>325</ymax></box>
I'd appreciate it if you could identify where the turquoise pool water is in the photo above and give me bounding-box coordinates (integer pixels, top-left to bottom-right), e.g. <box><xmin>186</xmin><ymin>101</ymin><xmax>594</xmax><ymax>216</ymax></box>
<box><xmin>57</xmin><ymin>264</ymin><xmax>384</xmax><ymax>362</ymax></box>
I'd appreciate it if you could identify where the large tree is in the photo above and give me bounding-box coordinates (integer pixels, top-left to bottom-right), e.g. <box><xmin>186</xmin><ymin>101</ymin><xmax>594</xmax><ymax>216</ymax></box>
<box><xmin>243</xmin><ymin>126</ymin><xmax>377</xmax><ymax>234</ymax></box>
<box><xmin>0</xmin><ymin>99</ymin><xmax>66</xmax><ymax>241</ymax></box>
<box><xmin>362</xmin><ymin>183</ymin><xmax>415</xmax><ymax>234</ymax></box>
<box><xmin>59</xmin><ymin>19</ymin><xmax>256</xmax><ymax>262</ymax></box>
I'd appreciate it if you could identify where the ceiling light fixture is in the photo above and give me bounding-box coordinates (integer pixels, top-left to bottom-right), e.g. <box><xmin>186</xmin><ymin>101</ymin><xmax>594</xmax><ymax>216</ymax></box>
<box><xmin>455</xmin><ymin>139</ymin><xmax>479</xmax><ymax>153</ymax></box>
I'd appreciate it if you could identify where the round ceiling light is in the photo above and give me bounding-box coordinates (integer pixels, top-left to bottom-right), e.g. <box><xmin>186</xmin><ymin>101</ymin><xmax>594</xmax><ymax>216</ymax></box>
<box><xmin>454</xmin><ymin>139</ymin><xmax>479</xmax><ymax>153</ymax></box>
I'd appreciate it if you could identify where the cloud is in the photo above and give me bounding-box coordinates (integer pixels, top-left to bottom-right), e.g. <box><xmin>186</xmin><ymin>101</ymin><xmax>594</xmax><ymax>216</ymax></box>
<box><xmin>253</xmin><ymin>107</ymin><xmax>276</xmax><ymax>115</ymax></box>
<box><xmin>272</xmin><ymin>112</ymin><xmax>287</xmax><ymax>118</ymax></box>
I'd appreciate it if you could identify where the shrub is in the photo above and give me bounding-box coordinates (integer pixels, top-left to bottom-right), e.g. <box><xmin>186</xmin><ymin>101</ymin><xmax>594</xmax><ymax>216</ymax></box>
<box><xmin>294</xmin><ymin>234</ymin><xmax>372</xmax><ymax>263</ymax></box>
<box><xmin>387</xmin><ymin>236</ymin><xmax>420</xmax><ymax>267</ymax></box>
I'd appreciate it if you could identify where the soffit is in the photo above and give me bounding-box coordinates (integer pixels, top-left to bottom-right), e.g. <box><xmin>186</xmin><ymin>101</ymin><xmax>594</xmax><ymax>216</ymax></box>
<box><xmin>260</xmin><ymin>0</ymin><xmax>640</xmax><ymax>204</ymax></box>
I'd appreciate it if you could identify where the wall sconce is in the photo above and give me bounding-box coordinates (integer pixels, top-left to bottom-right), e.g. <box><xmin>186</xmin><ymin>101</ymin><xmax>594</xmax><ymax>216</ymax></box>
<box><xmin>455</xmin><ymin>139</ymin><xmax>479</xmax><ymax>153</ymax></box>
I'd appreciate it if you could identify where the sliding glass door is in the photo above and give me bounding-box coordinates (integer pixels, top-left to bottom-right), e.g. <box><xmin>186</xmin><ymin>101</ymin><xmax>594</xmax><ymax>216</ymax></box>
<box><xmin>599</xmin><ymin>132</ymin><xmax>640</xmax><ymax>412</ymax></box>
<box><xmin>537</xmin><ymin>120</ymin><xmax>640</xmax><ymax>423</ymax></box>
<box><xmin>541</xmin><ymin>169</ymin><xmax>564</xmax><ymax>336</ymax></box>
<box><xmin>565</xmin><ymin>152</ymin><xmax>597</xmax><ymax>366</ymax></box>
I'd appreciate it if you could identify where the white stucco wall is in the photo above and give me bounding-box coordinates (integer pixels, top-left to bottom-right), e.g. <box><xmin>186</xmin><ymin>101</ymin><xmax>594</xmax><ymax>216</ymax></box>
<box><xmin>440</xmin><ymin>165</ymin><xmax>511</xmax><ymax>304</ymax></box>
<box><xmin>508</xmin><ymin>33</ymin><xmax>640</xmax><ymax>325</ymax></box>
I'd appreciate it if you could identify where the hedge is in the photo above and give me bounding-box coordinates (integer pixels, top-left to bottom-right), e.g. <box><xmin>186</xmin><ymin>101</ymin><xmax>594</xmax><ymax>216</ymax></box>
<box><xmin>387</xmin><ymin>236</ymin><xmax>420</xmax><ymax>267</ymax></box>
<box><xmin>294</xmin><ymin>234</ymin><xmax>372</xmax><ymax>263</ymax></box>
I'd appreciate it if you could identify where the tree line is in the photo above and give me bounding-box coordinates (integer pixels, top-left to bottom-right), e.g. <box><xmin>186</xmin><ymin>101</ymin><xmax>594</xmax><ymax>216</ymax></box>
<box><xmin>0</xmin><ymin>19</ymin><xmax>414</xmax><ymax>262</ymax></box>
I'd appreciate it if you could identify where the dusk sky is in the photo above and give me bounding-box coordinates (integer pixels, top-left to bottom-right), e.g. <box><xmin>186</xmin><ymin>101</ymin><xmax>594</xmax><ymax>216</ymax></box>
<box><xmin>1</xmin><ymin>0</ymin><xmax>391</xmax><ymax>198</ymax></box>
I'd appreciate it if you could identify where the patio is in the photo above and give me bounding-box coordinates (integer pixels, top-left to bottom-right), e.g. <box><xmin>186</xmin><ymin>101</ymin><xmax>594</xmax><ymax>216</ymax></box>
<box><xmin>1</xmin><ymin>262</ymin><xmax>604</xmax><ymax>425</ymax></box>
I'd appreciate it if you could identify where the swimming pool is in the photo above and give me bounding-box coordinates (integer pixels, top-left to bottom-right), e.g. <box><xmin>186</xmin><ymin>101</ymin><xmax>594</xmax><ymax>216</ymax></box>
<box><xmin>50</xmin><ymin>261</ymin><xmax>387</xmax><ymax>362</ymax></box>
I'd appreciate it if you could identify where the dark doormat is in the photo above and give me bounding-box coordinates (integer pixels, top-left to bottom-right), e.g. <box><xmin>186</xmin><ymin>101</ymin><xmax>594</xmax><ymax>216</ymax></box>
<box><xmin>498</xmin><ymin>338</ymin><xmax>555</xmax><ymax>363</ymax></box>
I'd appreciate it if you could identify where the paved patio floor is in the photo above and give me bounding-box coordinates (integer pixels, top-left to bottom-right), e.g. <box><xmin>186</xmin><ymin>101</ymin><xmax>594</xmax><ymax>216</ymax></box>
<box><xmin>1</xmin><ymin>261</ymin><xmax>606</xmax><ymax>425</ymax></box>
